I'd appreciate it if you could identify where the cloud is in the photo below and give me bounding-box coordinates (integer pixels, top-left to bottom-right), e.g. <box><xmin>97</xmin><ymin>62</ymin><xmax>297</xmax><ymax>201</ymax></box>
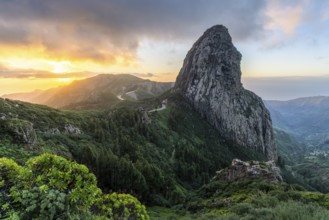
<box><xmin>261</xmin><ymin>0</ymin><xmax>305</xmax><ymax>49</ymax></box>
<box><xmin>2</xmin><ymin>0</ymin><xmax>326</xmax><ymax>66</ymax></box>
<box><xmin>132</xmin><ymin>72</ymin><xmax>155</xmax><ymax>78</ymax></box>
<box><xmin>265</xmin><ymin>0</ymin><xmax>305</xmax><ymax>37</ymax></box>
<box><xmin>261</xmin><ymin>0</ymin><xmax>329</xmax><ymax>49</ymax></box>
<box><xmin>0</xmin><ymin>63</ymin><xmax>154</xmax><ymax>79</ymax></box>
<box><xmin>0</xmin><ymin>0</ymin><xmax>267</xmax><ymax>63</ymax></box>
<box><xmin>0</xmin><ymin>66</ymin><xmax>95</xmax><ymax>79</ymax></box>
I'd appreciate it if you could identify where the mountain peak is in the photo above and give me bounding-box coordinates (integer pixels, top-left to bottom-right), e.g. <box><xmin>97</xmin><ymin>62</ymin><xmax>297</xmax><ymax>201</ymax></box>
<box><xmin>199</xmin><ymin>25</ymin><xmax>232</xmax><ymax>44</ymax></box>
<box><xmin>175</xmin><ymin>25</ymin><xmax>242</xmax><ymax>94</ymax></box>
<box><xmin>174</xmin><ymin>25</ymin><xmax>276</xmax><ymax>160</ymax></box>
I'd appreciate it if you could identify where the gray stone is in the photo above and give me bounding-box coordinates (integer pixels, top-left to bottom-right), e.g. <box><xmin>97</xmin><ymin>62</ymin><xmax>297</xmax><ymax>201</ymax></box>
<box><xmin>174</xmin><ymin>25</ymin><xmax>276</xmax><ymax>160</ymax></box>
<box><xmin>214</xmin><ymin>159</ymin><xmax>282</xmax><ymax>183</ymax></box>
<box><xmin>64</xmin><ymin>124</ymin><xmax>82</xmax><ymax>135</ymax></box>
<box><xmin>48</xmin><ymin>128</ymin><xmax>61</xmax><ymax>135</ymax></box>
<box><xmin>7</xmin><ymin>119</ymin><xmax>37</xmax><ymax>148</ymax></box>
<box><xmin>0</xmin><ymin>113</ymin><xmax>6</xmax><ymax>120</ymax></box>
<box><xmin>138</xmin><ymin>107</ymin><xmax>151</xmax><ymax>124</ymax></box>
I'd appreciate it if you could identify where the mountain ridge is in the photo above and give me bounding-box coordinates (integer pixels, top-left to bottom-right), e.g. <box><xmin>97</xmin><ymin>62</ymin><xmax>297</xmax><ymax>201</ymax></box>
<box><xmin>266</xmin><ymin>96</ymin><xmax>329</xmax><ymax>150</ymax></box>
<box><xmin>2</xmin><ymin>74</ymin><xmax>174</xmax><ymax>110</ymax></box>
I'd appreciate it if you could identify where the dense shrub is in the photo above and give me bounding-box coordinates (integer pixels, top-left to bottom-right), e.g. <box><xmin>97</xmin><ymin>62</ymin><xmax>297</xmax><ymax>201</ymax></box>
<box><xmin>95</xmin><ymin>193</ymin><xmax>149</xmax><ymax>220</ymax></box>
<box><xmin>0</xmin><ymin>158</ymin><xmax>22</xmax><ymax>218</ymax></box>
<box><xmin>0</xmin><ymin>154</ymin><xmax>149</xmax><ymax>220</ymax></box>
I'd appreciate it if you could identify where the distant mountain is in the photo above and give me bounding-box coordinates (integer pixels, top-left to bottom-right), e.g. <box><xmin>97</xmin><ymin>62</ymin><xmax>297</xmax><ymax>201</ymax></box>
<box><xmin>266</xmin><ymin>96</ymin><xmax>329</xmax><ymax>149</ymax></box>
<box><xmin>2</xmin><ymin>74</ymin><xmax>174</xmax><ymax>109</ymax></box>
<box><xmin>2</xmin><ymin>88</ymin><xmax>59</xmax><ymax>105</ymax></box>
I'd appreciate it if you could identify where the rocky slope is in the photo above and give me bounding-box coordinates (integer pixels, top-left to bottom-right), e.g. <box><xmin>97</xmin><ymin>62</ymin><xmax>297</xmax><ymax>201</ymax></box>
<box><xmin>174</xmin><ymin>25</ymin><xmax>276</xmax><ymax>160</ymax></box>
<box><xmin>213</xmin><ymin>159</ymin><xmax>282</xmax><ymax>183</ymax></box>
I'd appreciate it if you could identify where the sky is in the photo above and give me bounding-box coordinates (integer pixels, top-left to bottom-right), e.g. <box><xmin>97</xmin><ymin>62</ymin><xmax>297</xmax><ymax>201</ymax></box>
<box><xmin>0</xmin><ymin>0</ymin><xmax>329</xmax><ymax>100</ymax></box>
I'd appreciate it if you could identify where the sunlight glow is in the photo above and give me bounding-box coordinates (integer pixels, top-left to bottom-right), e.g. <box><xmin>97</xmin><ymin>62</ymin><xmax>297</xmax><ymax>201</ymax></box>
<box><xmin>56</xmin><ymin>78</ymin><xmax>73</xmax><ymax>83</ymax></box>
<box><xmin>48</xmin><ymin>61</ymin><xmax>73</xmax><ymax>74</ymax></box>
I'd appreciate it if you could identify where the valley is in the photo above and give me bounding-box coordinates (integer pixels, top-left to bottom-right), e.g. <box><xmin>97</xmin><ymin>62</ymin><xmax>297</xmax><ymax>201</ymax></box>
<box><xmin>266</xmin><ymin>97</ymin><xmax>329</xmax><ymax>195</ymax></box>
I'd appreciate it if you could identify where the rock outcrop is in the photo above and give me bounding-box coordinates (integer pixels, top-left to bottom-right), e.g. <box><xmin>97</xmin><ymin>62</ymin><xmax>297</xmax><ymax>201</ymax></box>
<box><xmin>174</xmin><ymin>25</ymin><xmax>276</xmax><ymax>160</ymax></box>
<box><xmin>138</xmin><ymin>107</ymin><xmax>152</xmax><ymax>124</ymax></box>
<box><xmin>6</xmin><ymin>118</ymin><xmax>37</xmax><ymax>148</ymax></box>
<box><xmin>213</xmin><ymin>159</ymin><xmax>282</xmax><ymax>183</ymax></box>
<box><xmin>47</xmin><ymin>128</ymin><xmax>61</xmax><ymax>135</ymax></box>
<box><xmin>64</xmin><ymin>124</ymin><xmax>82</xmax><ymax>135</ymax></box>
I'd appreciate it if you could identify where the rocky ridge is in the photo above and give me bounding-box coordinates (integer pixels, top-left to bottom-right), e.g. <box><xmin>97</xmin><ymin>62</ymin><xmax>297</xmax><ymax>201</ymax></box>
<box><xmin>213</xmin><ymin>159</ymin><xmax>282</xmax><ymax>183</ymax></box>
<box><xmin>174</xmin><ymin>25</ymin><xmax>276</xmax><ymax>160</ymax></box>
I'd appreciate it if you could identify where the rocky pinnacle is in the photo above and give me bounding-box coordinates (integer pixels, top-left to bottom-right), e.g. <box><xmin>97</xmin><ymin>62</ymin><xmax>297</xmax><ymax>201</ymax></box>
<box><xmin>174</xmin><ymin>25</ymin><xmax>277</xmax><ymax>160</ymax></box>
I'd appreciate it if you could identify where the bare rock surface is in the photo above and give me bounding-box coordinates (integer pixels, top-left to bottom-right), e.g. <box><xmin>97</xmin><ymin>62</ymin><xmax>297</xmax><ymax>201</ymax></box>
<box><xmin>214</xmin><ymin>159</ymin><xmax>282</xmax><ymax>183</ymax></box>
<box><xmin>174</xmin><ymin>25</ymin><xmax>276</xmax><ymax>160</ymax></box>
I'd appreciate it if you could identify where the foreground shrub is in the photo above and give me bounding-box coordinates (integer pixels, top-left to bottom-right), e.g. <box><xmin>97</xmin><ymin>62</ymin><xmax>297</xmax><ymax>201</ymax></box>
<box><xmin>0</xmin><ymin>158</ymin><xmax>22</xmax><ymax>218</ymax></box>
<box><xmin>96</xmin><ymin>192</ymin><xmax>150</xmax><ymax>220</ymax></box>
<box><xmin>0</xmin><ymin>154</ymin><xmax>149</xmax><ymax>219</ymax></box>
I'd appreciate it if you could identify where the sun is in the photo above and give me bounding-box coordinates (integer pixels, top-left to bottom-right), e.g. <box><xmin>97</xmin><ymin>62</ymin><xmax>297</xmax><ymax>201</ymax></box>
<box><xmin>49</xmin><ymin>61</ymin><xmax>73</xmax><ymax>73</ymax></box>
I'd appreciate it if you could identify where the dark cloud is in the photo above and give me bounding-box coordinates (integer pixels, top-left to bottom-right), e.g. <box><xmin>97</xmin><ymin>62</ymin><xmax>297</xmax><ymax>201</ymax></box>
<box><xmin>0</xmin><ymin>25</ymin><xmax>29</xmax><ymax>45</ymax></box>
<box><xmin>0</xmin><ymin>0</ymin><xmax>266</xmax><ymax>62</ymax></box>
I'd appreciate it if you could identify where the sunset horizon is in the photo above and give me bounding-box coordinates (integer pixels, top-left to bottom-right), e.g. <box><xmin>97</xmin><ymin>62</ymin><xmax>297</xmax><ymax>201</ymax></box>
<box><xmin>1</xmin><ymin>0</ymin><xmax>329</xmax><ymax>98</ymax></box>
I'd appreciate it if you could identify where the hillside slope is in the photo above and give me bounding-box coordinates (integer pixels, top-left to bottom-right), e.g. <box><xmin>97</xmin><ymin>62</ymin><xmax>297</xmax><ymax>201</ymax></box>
<box><xmin>0</xmin><ymin>95</ymin><xmax>266</xmax><ymax>205</ymax></box>
<box><xmin>2</xmin><ymin>74</ymin><xmax>174</xmax><ymax>110</ymax></box>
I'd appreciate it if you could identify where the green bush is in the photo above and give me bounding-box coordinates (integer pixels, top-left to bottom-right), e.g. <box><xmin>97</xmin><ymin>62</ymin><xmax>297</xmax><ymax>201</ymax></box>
<box><xmin>13</xmin><ymin>188</ymin><xmax>68</xmax><ymax>219</ymax></box>
<box><xmin>0</xmin><ymin>158</ymin><xmax>23</xmax><ymax>218</ymax></box>
<box><xmin>0</xmin><ymin>154</ymin><xmax>150</xmax><ymax>220</ymax></box>
<box><xmin>95</xmin><ymin>192</ymin><xmax>150</xmax><ymax>220</ymax></box>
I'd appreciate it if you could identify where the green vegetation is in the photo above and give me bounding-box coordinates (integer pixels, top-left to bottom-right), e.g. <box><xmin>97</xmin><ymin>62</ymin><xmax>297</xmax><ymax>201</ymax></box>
<box><xmin>0</xmin><ymin>96</ymin><xmax>265</xmax><ymax>206</ymax></box>
<box><xmin>0</xmin><ymin>154</ymin><xmax>149</xmax><ymax>219</ymax></box>
<box><xmin>2</xmin><ymin>95</ymin><xmax>329</xmax><ymax>219</ymax></box>
<box><xmin>275</xmin><ymin>129</ymin><xmax>306</xmax><ymax>166</ymax></box>
<box><xmin>275</xmin><ymin>128</ymin><xmax>329</xmax><ymax>193</ymax></box>
<box><xmin>289</xmin><ymin>154</ymin><xmax>329</xmax><ymax>193</ymax></box>
<box><xmin>149</xmin><ymin>179</ymin><xmax>329</xmax><ymax>219</ymax></box>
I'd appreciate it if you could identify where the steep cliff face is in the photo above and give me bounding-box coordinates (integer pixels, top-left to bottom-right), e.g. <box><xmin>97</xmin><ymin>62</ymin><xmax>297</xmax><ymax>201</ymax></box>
<box><xmin>175</xmin><ymin>25</ymin><xmax>276</xmax><ymax>160</ymax></box>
